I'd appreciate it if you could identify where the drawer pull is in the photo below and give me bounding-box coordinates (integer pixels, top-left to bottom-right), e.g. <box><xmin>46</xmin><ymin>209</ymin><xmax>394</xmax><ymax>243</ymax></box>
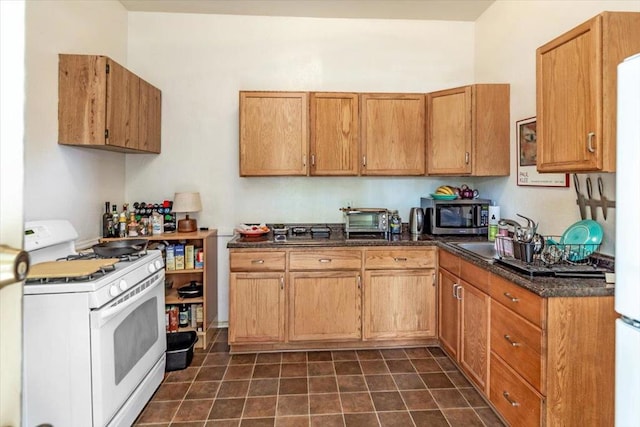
<box><xmin>318</xmin><ymin>258</ymin><xmax>332</xmax><ymax>263</ymax></box>
<box><xmin>251</xmin><ymin>259</ymin><xmax>265</xmax><ymax>264</ymax></box>
<box><xmin>393</xmin><ymin>257</ymin><xmax>408</xmax><ymax>262</ymax></box>
<box><xmin>502</xmin><ymin>391</ymin><xmax>520</xmax><ymax>407</ymax></box>
<box><xmin>504</xmin><ymin>334</ymin><xmax>521</xmax><ymax>347</ymax></box>
<box><xmin>455</xmin><ymin>284</ymin><xmax>462</xmax><ymax>300</ymax></box>
<box><xmin>503</xmin><ymin>292</ymin><xmax>519</xmax><ymax>302</ymax></box>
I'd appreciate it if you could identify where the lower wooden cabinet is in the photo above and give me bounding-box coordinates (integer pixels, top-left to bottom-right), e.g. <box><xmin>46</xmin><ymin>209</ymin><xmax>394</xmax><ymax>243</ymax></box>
<box><xmin>288</xmin><ymin>271</ymin><xmax>361</xmax><ymax>341</ymax></box>
<box><xmin>438</xmin><ymin>250</ymin><xmax>490</xmax><ymax>392</ymax></box>
<box><xmin>363</xmin><ymin>269</ymin><xmax>436</xmax><ymax>340</ymax></box>
<box><xmin>229</xmin><ymin>272</ymin><xmax>285</xmax><ymax>344</ymax></box>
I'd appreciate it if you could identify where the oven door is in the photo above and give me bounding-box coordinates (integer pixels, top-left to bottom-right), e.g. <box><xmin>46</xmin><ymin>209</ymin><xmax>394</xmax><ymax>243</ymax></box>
<box><xmin>89</xmin><ymin>270</ymin><xmax>166</xmax><ymax>426</ymax></box>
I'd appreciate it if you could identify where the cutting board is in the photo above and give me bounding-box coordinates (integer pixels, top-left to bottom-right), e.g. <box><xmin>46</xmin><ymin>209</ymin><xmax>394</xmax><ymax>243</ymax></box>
<box><xmin>27</xmin><ymin>259</ymin><xmax>119</xmax><ymax>280</ymax></box>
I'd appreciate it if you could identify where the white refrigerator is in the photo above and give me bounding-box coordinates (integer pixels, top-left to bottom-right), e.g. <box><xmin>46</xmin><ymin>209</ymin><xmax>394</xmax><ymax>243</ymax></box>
<box><xmin>615</xmin><ymin>52</ymin><xmax>640</xmax><ymax>427</ymax></box>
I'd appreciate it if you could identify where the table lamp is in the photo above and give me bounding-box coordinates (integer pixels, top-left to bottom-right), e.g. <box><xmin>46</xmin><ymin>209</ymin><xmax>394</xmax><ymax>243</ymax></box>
<box><xmin>172</xmin><ymin>192</ymin><xmax>202</xmax><ymax>233</ymax></box>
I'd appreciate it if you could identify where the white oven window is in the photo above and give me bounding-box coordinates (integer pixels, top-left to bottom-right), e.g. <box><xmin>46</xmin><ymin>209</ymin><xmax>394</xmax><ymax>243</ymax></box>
<box><xmin>114</xmin><ymin>297</ymin><xmax>159</xmax><ymax>384</ymax></box>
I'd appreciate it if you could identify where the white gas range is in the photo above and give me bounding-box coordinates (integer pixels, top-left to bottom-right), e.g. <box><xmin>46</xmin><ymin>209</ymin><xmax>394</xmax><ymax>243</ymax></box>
<box><xmin>23</xmin><ymin>220</ymin><xmax>166</xmax><ymax>427</ymax></box>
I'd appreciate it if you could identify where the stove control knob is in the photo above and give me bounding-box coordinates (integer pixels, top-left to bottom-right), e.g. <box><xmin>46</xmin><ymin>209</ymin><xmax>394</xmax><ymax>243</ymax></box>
<box><xmin>154</xmin><ymin>259</ymin><xmax>163</xmax><ymax>270</ymax></box>
<box><xmin>109</xmin><ymin>285</ymin><xmax>120</xmax><ymax>297</ymax></box>
<box><xmin>119</xmin><ymin>279</ymin><xmax>128</xmax><ymax>291</ymax></box>
<box><xmin>148</xmin><ymin>263</ymin><xmax>156</xmax><ymax>273</ymax></box>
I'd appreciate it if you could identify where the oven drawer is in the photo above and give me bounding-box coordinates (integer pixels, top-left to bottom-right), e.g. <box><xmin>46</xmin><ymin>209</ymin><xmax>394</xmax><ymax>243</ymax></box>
<box><xmin>490</xmin><ymin>352</ymin><xmax>544</xmax><ymax>427</ymax></box>
<box><xmin>490</xmin><ymin>275</ymin><xmax>545</xmax><ymax>327</ymax></box>
<box><xmin>491</xmin><ymin>300</ymin><xmax>544</xmax><ymax>393</ymax></box>
<box><xmin>289</xmin><ymin>250</ymin><xmax>362</xmax><ymax>271</ymax></box>
<box><xmin>230</xmin><ymin>251</ymin><xmax>286</xmax><ymax>271</ymax></box>
<box><xmin>365</xmin><ymin>248</ymin><xmax>436</xmax><ymax>269</ymax></box>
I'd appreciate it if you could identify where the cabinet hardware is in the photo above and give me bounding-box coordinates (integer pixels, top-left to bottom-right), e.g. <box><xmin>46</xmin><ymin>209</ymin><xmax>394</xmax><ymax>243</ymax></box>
<box><xmin>105</xmin><ymin>129</ymin><xmax>109</xmax><ymax>139</ymax></box>
<box><xmin>587</xmin><ymin>132</ymin><xmax>596</xmax><ymax>153</ymax></box>
<box><xmin>465</xmin><ymin>151</ymin><xmax>470</xmax><ymax>164</ymax></box>
<box><xmin>503</xmin><ymin>334</ymin><xmax>521</xmax><ymax>347</ymax></box>
<box><xmin>106</xmin><ymin>63</ymin><xmax>110</xmax><ymax>74</ymax></box>
<box><xmin>362</xmin><ymin>156</ymin><xmax>367</xmax><ymax>167</ymax></box>
<box><xmin>455</xmin><ymin>285</ymin><xmax>462</xmax><ymax>300</ymax></box>
<box><xmin>393</xmin><ymin>257</ymin><xmax>407</xmax><ymax>262</ymax></box>
<box><xmin>318</xmin><ymin>259</ymin><xmax>332</xmax><ymax>263</ymax></box>
<box><xmin>280</xmin><ymin>276</ymin><xmax>284</xmax><ymax>290</ymax></box>
<box><xmin>357</xmin><ymin>275</ymin><xmax>361</xmax><ymax>289</ymax></box>
<box><xmin>502</xmin><ymin>391</ymin><xmax>520</xmax><ymax>407</ymax></box>
<box><xmin>432</xmin><ymin>272</ymin><xmax>436</xmax><ymax>285</ymax></box>
<box><xmin>311</xmin><ymin>154</ymin><xmax>316</xmax><ymax>166</ymax></box>
<box><xmin>452</xmin><ymin>283</ymin><xmax>458</xmax><ymax>298</ymax></box>
<box><xmin>251</xmin><ymin>259</ymin><xmax>265</xmax><ymax>264</ymax></box>
<box><xmin>503</xmin><ymin>292</ymin><xmax>519</xmax><ymax>302</ymax></box>
<box><xmin>303</xmin><ymin>155</ymin><xmax>307</xmax><ymax>167</ymax></box>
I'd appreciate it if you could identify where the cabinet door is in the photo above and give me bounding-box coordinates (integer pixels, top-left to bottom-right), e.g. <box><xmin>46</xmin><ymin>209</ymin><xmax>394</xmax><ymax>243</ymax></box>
<box><xmin>427</xmin><ymin>87</ymin><xmax>471</xmax><ymax>175</ymax></box>
<box><xmin>138</xmin><ymin>78</ymin><xmax>161</xmax><ymax>153</ymax></box>
<box><xmin>310</xmin><ymin>93</ymin><xmax>359</xmax><ymax>176</ymax></box>
<box><xmin>239</xmin><ymin>91</ymin><xmax>308</xmax><ymax>176</ymax></box>
<box><xmin>459</xmin><ymin>281</ymin><xmax>490</xmax><ymax>392</ymax></box>
<box><xmin>229</xmin><ymin>272</ymin><xmax>284</xmax><ymax>343</ymax></box>
<box><xmin>106</xmin><ymin>59</ymin><xmax>140</xmax><ymax>151</ymax></box>
<box><xmin>438</xmin><ymin>268</ymin><xmax>459</xmax><ymax>359</ymax></box>
<box><xmin>364</xmin><ymin>269</ymin><xmax>436</xmax><ymax>339</ymax></box>
<box><xmin>360</xmin><ymin>94</ymin><xmax>425</xmax><ymax>175</ymax></box>
<box><xmin>288</xmin><ymin>271</ymin><xmax>361</xmax><ymax>341</ymax></box>
<box><xmin>58</xmin><ymin>54</ymin><xmax>108</xmax><ymax>147</ymax></box>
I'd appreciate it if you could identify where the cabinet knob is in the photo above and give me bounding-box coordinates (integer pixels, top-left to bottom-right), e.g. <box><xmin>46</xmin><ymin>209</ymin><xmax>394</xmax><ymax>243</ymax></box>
<box><xmin>251</xmin><ymin>259</ymin><xmax>265</xmax><ymax>264</ymax></box>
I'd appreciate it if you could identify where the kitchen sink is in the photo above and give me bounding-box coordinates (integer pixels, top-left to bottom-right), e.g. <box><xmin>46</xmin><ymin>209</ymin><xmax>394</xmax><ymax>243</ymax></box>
<box><xmin>450</xmin><ymin>241</ymin><xmax>499</xmax><ymax>262</ymax></box>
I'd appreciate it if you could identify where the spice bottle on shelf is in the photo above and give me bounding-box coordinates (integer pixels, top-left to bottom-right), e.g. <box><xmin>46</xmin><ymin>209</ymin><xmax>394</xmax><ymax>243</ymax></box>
<box><xmin>128</xmin><ymin>212</ymin><xmax>139</xmax><ymax>237</ymax></box>
<box><xmin>102</xmin><ymin>202</ymin><xmax>112</xmax><ymax>238</ymax></box>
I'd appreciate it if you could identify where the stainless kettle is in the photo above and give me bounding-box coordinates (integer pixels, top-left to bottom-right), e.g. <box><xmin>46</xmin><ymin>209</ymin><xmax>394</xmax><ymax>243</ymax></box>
<box><xmin>409</xmin><ymin>207</ymin><xmax>424</xmax><ymax>235</ymax></box>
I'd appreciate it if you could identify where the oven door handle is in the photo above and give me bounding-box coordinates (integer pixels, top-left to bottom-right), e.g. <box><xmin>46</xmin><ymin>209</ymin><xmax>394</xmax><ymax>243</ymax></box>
<box><xmin>93</xmin><ymin>273</ymin><xmax>163</xmax><ymax>327</ymax></box>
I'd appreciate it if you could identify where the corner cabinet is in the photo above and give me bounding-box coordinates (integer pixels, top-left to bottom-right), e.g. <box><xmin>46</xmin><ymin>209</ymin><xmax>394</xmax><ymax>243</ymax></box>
<box><xmin>426</xmin><ymin>84</ymin><xmax>509</xmax><ymax>176</ymax></box>
<box><xmin>309</xmin><ymin>92</ymin><xmax>360</xmax><ymax>176</ymax></box>
<box><xmin>360</xmin><ymin>93</ymin><xmax>426</xmax><ymax>175</ymax></box>
<box><xmin>58</xmin><ymin>54</ymin><xmax>161</xmax><ymax>154</ymax></box>
<box><xmin>239</xmin><ymin>91</ymin><xmax>309</xmax><ymax>176</ymax></box>
<box><xmin>536</xmin><ymin>12</ymin><xmax>640</xmax><ymax>172</ymax></box>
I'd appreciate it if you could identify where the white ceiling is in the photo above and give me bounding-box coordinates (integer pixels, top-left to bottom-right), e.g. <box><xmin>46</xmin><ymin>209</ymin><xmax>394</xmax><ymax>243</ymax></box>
<box><xmin>119</xmin><ymin>0</ymin><xmax>495</xmax><ymax>21</ymax></box>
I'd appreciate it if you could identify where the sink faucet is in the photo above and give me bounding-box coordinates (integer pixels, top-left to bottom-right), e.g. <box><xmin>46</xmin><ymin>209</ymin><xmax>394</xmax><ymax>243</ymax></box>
<box><xmin>498</xmin><ymin>219</ymin><xmax>521</xmax><ymax>230</ymax></box>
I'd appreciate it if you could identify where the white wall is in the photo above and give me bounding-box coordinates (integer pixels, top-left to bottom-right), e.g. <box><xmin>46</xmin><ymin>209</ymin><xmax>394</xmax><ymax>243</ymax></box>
<box><xmin>24</xmin><ymin>0</ymin><xmax>129</xmax><ymax>245</ymax></box>
<box><xmin>475</xmin><ymin>0</ymin><xmax>640</xmax><ymax>254</ymax></box>
<box><xmin>126</xmin><ymin>13</ymin><xmax>477</xmax><ymax>323</ymax></box>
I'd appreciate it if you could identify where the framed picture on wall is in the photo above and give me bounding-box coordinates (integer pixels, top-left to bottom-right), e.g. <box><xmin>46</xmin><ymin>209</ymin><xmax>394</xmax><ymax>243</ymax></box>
<box><xmin>516</xmin><ymin>117</ymin><xmax>569</xmax><ymax>187</ymax></box>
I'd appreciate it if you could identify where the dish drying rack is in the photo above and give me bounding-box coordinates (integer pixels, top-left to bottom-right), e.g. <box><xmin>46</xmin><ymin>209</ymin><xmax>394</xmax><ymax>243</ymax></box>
<box><xmin>494</xmin><ymin>235</ymin><xmax>609</xmax><ymax>278</ymax></box>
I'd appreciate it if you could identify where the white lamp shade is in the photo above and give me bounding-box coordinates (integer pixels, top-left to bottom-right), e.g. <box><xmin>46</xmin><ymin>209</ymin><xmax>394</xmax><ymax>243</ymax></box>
<box><xmin>172</xmin><ymin>192</ymin><xmax>202</xmax><ymax>213</ymax></box>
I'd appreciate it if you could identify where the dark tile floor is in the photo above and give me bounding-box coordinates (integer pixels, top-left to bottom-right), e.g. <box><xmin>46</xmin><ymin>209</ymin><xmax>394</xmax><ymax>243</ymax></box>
<box><xmin>135</xmin><ymin>329</ymin><xmax>505</xmax><ymax>426</ymax></box>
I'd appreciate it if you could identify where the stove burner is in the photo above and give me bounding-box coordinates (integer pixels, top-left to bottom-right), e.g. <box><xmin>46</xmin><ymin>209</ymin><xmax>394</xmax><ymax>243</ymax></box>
<box><xmin>25</xmin><ymin>263</ymin><xmax>117</xmax><ymax>284</ymax></box>
<box><xmin>60</xmin><ymin>251</ymin><xmax>148</xmax><ymax>262</ymax></box>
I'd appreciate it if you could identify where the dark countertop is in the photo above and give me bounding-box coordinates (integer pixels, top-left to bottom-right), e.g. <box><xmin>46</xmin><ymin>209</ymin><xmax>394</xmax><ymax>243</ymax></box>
<box><xmin>227</xmin><ymin>224</ymin><xmax>614</xmax><ymax>298</ymax></box>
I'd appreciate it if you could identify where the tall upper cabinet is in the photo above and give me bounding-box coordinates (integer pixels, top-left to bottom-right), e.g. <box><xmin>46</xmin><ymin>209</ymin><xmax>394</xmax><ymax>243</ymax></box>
<box><xmin>536</xmin><ymin>12</ymin><xmax>640</xmax><ymax>173</ymax></box>
<box><xmin>58</xmin><ymin>54</ymin><xmax>162</xmax><ymax>154</ymax></box>
<box><xmin>239</xmin><ymin>91</ymin><xmax>309</xmax><ymax>176</ymax></box>
<box><xmin>426</xmin><ymin>84</ymin><xmax>509</xmax><ymax>176</ymax></box>
<box><xmin>360</xmin><ymin>93</ymin><xmax>426</xmax><ymax>175</ymax></box>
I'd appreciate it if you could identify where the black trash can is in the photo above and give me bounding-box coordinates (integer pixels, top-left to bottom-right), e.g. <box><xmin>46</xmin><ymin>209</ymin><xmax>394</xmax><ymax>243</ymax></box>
<box><xmin>165</xmin><ymin>331</ymin><xmax>198</xmax><ymax>372</ymax></box>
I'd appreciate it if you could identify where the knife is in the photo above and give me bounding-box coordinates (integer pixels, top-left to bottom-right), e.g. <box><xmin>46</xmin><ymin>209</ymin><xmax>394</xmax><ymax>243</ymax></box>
<box><xmin>586</xmin><ymin>177</ymin><xmax>597</xmax><ymax>220</ymax></box>
<box><xmin>597</xmin><ymin>176</ymin><xmax>608</xmax><ymax>220</ymax></box>
<box><xmin>573</xmin><ymin>174</ymin><xmax>586</xmax><ymax>220</ymax></box>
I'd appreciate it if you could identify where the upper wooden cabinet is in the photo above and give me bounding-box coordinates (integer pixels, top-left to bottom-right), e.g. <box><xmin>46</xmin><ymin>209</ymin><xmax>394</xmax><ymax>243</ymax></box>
<box><xmin>426</xmin><ymin>84</ymin><xmax>509</xmax><ymax>176</ymax></box>
<box><xmin>360</xmin><ymin>93</ymin><xmax>426</xmax><ymax>175</ymax></box>
<box><xmin>536</xmin><ymin>12</ymin><xmax>640</xmax><ymax>172</ymax></box>
<box><xmin>239</xmin><ymin>91</ymin><xmax>308</xmax><ymax>176</ymax></box>
<box><xmin>58</xmin><ymin>54</ymin><xmax>161</xmax><ymax>154</ymax></box>
<box><xmin>309</xmin><ymin>93</ymin><xmax>359</xmax><ymax>176</ymax></box>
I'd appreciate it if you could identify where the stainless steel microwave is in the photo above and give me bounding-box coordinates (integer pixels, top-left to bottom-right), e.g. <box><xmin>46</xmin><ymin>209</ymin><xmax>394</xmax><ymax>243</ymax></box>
<box><xmin>420</xmin><ymin>198</ymin><xmax>491</xmax><ymax>235</ymax></box>
<box><xmin>341</xmin><ymin>207</ymin><xmax>389</xmax><ymax>238</ymax></box>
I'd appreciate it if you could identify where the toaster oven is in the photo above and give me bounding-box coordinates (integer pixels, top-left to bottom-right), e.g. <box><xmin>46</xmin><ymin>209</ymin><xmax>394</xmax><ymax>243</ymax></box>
<box><xmin>341</xmin><ymin>208</ymin><xmax>389</xmax><ymax>238</ymax></box>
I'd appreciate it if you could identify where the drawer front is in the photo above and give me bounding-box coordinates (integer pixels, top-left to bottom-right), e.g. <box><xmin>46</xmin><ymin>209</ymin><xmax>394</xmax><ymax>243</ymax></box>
<box><xmin>438</xmin><ymin>249</ymin><xmax>460</xmax><ymax>275</ymax></box>
<box><xmin>491</xmin><ymin>301</ymin><xmax>543</xmax><ymax>393</ymax></box>
<box><xmin>290</xmin><ymin>250</ymin><xmax>362</xmax><ymax>271</ymax></box>
<box><xmin>365</xmin><ymin>248</ymin><xmax>436</xmax><ymax>269</ymax></box>
<box><xmin>490</xmin><ymin>353</ymin><xmax>543</xmax><ymax>427</ymax></box>
<box><xmin>230</xmin><ymin>251</ymin><xmax>286</xmax><ymax>271</ymax></box>
<box><xmin>490</xmin><ymin>274</ymin><xmax>544</xmax><ymax>327</ymax></box>
<box><xmin>460</xmin><ymin>258</ymin><xmax>489</xmax><ymax>294</ymax></box>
